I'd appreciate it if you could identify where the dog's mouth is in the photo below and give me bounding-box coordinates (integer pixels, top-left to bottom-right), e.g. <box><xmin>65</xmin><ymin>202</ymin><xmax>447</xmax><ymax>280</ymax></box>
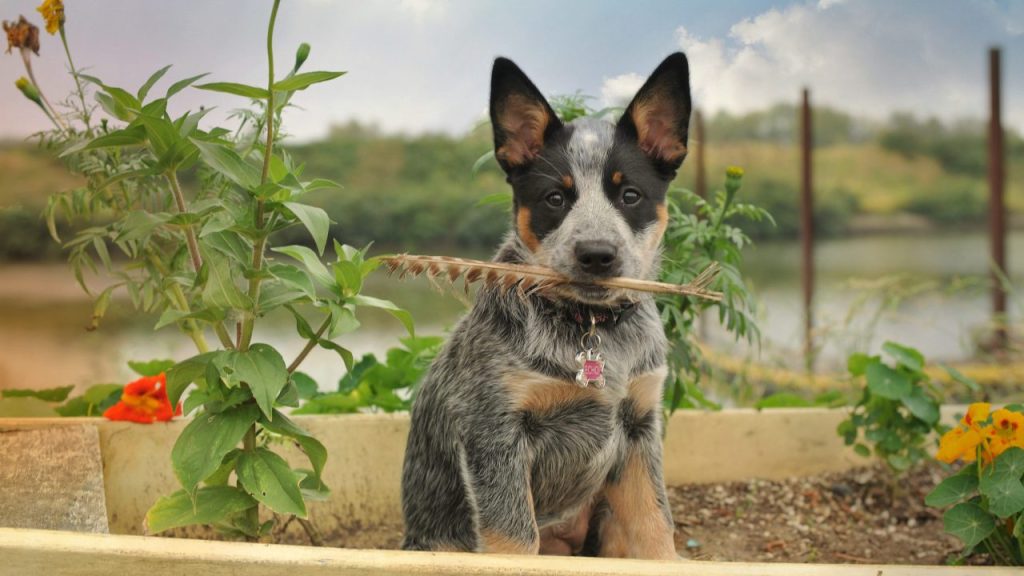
<box><xmin>563</xmin><ymin>283</ymin><xmax>620</xmax><ymax>305</ymax></box>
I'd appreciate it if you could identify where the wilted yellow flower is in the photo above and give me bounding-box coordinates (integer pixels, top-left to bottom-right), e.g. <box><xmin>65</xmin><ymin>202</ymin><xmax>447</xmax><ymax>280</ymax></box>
<box><xmin>3</xmin><ymin>16</ymin><xmax>40</xmax><ymax>55</ymax></box>
<box><xmin>36</xmin><ymin>0</ymin><xmax>63</xmax><ymax>35</ymax></box>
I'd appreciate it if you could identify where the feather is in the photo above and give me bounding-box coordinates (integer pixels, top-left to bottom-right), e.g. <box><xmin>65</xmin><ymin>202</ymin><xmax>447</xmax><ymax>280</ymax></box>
<box><xmin>380</xmin><ymin>254</ymin><xmax>723</xmax><ymax>302</ymax></box>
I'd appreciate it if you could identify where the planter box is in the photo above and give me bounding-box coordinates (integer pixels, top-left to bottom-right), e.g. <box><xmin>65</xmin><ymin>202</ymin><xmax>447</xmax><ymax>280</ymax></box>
<box><xmin>0</xmin><ymin>408</ymin><xmax>1016</xmax><ymax>575</ymax></box>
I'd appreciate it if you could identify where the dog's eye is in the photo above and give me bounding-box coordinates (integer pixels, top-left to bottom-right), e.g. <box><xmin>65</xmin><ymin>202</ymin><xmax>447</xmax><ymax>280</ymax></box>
<box><xmin>545</xmin><ymin>190</ymin><xmax>565</xmax><ymax>208</ymax></box>
<box><xmin>622</xmin><ymin>187</ymin><xmax>643</xmax><ymax>205</ymax></box>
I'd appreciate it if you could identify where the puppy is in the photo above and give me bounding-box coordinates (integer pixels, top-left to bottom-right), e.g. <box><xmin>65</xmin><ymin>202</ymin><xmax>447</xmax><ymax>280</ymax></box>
<box><xmin>401</xmin><ymin>53</ymin><xmax>691</xmax><ymax>559</ymax></box>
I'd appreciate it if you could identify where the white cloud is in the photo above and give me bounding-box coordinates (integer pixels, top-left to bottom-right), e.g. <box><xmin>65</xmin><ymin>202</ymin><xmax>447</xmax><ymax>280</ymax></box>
<box><xmin>654</xmin><ymin>1</ymin><xmax>1024</xmax><ymax>131</ymax></box>
<box><xmin>600</xmin><ymin>73</ymin><xmax>644</xmax><ymax>107</ymax></box>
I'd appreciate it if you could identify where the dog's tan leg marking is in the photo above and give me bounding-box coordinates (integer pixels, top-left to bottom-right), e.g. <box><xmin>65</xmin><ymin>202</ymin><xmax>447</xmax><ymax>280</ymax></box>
<box><xmin>503</xmin><ymin>371</ymin><xmax>604</xmax><ymax>413</ymax></box>
<box><xmin>539</xmin><ymin>502</ymin><xmax>592</xmax><ymax>555</ymax></box>
<box><xmin>599</xmin><ymin>451</ymin><xmax>676</xmax><ymax>559</ymax></box>
<box><xmin>628</xmin><ymin>366</ymin><xmax>668</xmax><ymax>413</ymax></box>
<box><xmin>516</xmin><ymin>207</ymin><xmax>541</xmax><ymax>253</ymax></box>
<box><xmin>482</xmin><ymin>530</ymin><xmax>540</xmax><ymax>554</ymax></box>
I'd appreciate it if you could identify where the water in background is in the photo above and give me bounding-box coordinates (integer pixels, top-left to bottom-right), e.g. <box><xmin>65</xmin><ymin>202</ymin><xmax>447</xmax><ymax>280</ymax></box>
<box><xmin>0</xmin><ymin>230</ymin><xmax>1021</xmax><ymax>393</ymax></box>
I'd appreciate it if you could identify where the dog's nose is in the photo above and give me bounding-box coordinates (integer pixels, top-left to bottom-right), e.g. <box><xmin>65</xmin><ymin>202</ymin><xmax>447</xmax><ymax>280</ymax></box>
<box><xmin>574</xmin><ymin>241</ymin><xmax>619</xmax><ymax>276</ymax></box>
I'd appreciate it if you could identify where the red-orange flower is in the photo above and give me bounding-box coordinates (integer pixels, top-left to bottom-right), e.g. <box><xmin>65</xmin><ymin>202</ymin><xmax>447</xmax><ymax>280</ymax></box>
<box><xmin>103</xmin><ymin>373</ymin><xmax>181</xmax><ymax>424</ymax></box>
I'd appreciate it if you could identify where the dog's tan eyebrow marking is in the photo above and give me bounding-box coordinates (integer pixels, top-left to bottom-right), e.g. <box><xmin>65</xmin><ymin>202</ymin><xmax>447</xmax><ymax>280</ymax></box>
<box><xmin>611</xmin><ymin>171</ymin><xmax>623</xmax><ymax>185</ymax></box>
<box><xmin>516</xmin><ymin>207</ymin><xmax>541</xmax><ymax>253</ymax></box>
<box><xmin>561</xmin><ymin>174</ymin><xmax>573</xmax><ymax>189</ymax></box>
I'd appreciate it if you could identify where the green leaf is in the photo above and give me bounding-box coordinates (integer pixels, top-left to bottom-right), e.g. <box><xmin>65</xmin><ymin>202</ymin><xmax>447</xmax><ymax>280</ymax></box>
<box><xmin>190</xmin><ymin>138</ymin><xmax>260</xmax><ymax>190</ymax></box>
<box><xmin>979</xmin><ymin>448</ymin><xmax>1024</xmax><ymax>518</ymax></box>
<box><xmin>318</xmin><ymin>339</ymin><xmax>354</xmax><ymax>372</ymax></box>
<box><xmin>128</xmin><ymin>359</ymin><xmax>176</xmax><ymax>377</ymax></box>
<box><xmin>283</xmin><ymin>202</ymin><xmax>330</xmax><ymax>255</ymax></box>
<box><xmin>332</xmin><ymin>260</ymin><xmax>363</xmax><ymax>297</ymax></box>
<box><xmin>195</xmin><ymin>82</ymin><xmax>270</xmax><ymax>99</ymax></box>
<box><xmin>261</xmin><ymin>409</ymin><xmax>327</xmax><ymax>481</ymax></box>
<box><xmin>272</xmin><ymin>245</ymin><xmax>332</xmax><ymax>287</ymax></box>
<box><xmin>137</xmin><ymin>64</ymin><xmax>172</xmax><ymax>102</ymax></box>
<box><xmin>352</xmin><ymin>294</ymin><xmax>414</xmax><ymax>336</ymax></box>
<box><xmin>882</xmin><ymin>341</ymin><xmax>925</xmax><ymax>373</ymax></box>
<box><xmin>166</xmin><ymin>73</ymin><xmax>209</xmax><ymax>98</ymax></box>
<box><xmin>269</xmin><ymin>264</ymin><xmax>317</xmax><ymax>300</ymax></box>
<box><xmin>272</xmin><ymin>71</ymin><xmax>346</xmax><ymax>92</ymax></box>
<box><xmin>471</xmin><ymin>150</ymin><xmax>496</xmax><ymax>175</ymax></box>
<box><xmin>847</xmin><ymin>353</ymin><xmax>876</xmax><ymax>377</ymax></box>
<box><xmin>56</xmin><ymin>384</ymin><xmax>123</xmax><ymax>417</ymax></box>
<box><xmin>145</xmin><ymin>486</ymin><xmax>254</xmax><ymax>534</ymax></box>
<box><xmin>327</xmin><ymin>302</ymin><xmax>361</xmax><ymax>338</ymax></box>
<box><xmin>166</xmin><ymin>351</ymin><xmax>221</xmax><ymax>410</ymax></box>
<box><xmin>171</xmin><ymin>404</ymin><xmax>259</xmax><ymax>494</ymax></box>
<box><xmin>60</xmin><ymin>126</ymin><xmax>147</xmax><ymax>157</ymax></box>
<box><xmin>865</xmin><ymin>362</ymin><xmax>912</xmax><ymax>400</ymax></box>
<box><xmin>942</xmin><ymin>365</ymin><xmax>981</xmax><ymax>393</ymax></box>
<box><xmin>853</xmin><ymin>443</ymin><xmax>871</xmax><ymax>458</ymax></box>
<box><xmin>201</xmin><ymin>250</ymin><xmax>252</xmax><ymax>311</ymax></box>
<box><xmin>900</xmin><ymin>385</ymin><xmax>940</xmax><ymax>425</ymax></box>
<box><xmin>475</xmin><ymin>191</ymin><xmax>512</xmax><ymax>208</ymax></box>
<box><xmin>236</xmin><ymin>447</ymin><xmax>306</xmax><ymax>516</ymax></box>
<box><xmin>0</xmin><ymin>397</ymin><xmax>59</xmax><ymax>417</ymax></box>
<box><xmin>927</xmin><ymin>465</ymin><xmax>980</xmax><ymax>507</ymax></box>
<box><xmin>754</xmin><ymin>393</ymin><xmax>811</xmax><ymax>409</ymax></box>
<box><xmin>2</xmin><ymin>386</ymin><xmax>74</xmax><ymax>402</ymax></box>
<box><xmin>230</xmin><ymin>344</ymin><xmax>288</xmax><ymax>420</ymax></box>
<box><xmin>291</xmin><ymin>372</ymin><xmax>319</xmax><ymax>400</ymax></box>
<box><xmin>943</xmin><ymin>502</ymin><xmax>996</xmax><ymax>549</ymax></box>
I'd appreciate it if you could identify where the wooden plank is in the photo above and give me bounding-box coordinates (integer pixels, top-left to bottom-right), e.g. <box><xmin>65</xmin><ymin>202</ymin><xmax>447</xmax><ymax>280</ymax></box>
<box><xmin>0</xmin><ymin>528</ymin><xmax>1018</xmax><ymax>576</ymax></box>
<box><xmin>0</xmin><ymin>424</ymin><xmax>109</xmax><ymax>533</ymax></box>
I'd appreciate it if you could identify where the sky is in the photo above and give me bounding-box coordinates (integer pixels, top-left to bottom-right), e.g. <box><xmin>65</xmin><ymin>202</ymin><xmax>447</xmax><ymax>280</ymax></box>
<box><xmin>1</xmin><ymin>0</ymin><xmax>1022</xmax><ymax>142</ymax></box>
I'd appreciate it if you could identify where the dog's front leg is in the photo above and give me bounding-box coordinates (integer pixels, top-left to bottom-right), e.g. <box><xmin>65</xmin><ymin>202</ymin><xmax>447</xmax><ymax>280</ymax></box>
<box><xmin>598</xmin><ymin>411</ymin><xmax>677</xmax><ymax>560</ymax></box>
<box><xmin>461</xmin><ymin>423</ymin><xmax>539</xmax><ymax>555</ymax></box>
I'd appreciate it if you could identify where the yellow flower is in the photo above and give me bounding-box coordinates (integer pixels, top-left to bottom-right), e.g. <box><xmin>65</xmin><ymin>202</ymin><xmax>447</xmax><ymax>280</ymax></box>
<box><xmin>987</xmin><ymin>408</ymin><xmax>1024</xmax><ymax>458</ymax></box>
<box><xmin>937</xmin><ymin>426</ymin><xmax>984</xmax><ymax>464</ymax></box>
<box><xmin>36</xmin><ymin>0</ymin><xmax>63</xmax><ymax>35</ymax></box>
<box><xmin>3</xmin><ymin>15</ymin><xmax>40</xmax><ymax>55</ymax></box>
<box><xmin>962</xmin><ymin>402</ymin><xmax>991</xmax><ymax>428</ymax></box>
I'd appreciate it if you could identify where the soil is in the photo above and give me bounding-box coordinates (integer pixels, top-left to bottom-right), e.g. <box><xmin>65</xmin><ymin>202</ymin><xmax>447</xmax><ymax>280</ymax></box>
<box><xmin>265</xmin><ymin>463</ymin><xmax>972</xmax><ymax>565</ymax></box>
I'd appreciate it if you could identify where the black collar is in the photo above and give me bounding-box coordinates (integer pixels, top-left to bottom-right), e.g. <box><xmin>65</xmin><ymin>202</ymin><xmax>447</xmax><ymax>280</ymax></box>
<box><xmin>551</xmin><ymin>299</ymin><xmax>639</xmax><ymax>328</ymax></box>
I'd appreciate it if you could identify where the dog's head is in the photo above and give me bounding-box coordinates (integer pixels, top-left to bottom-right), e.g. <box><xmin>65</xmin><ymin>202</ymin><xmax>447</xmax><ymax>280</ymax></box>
<box><xmin>489</xmin><ymin>53</ymin><xmax>691</xmax><ymax>305</ymax></box>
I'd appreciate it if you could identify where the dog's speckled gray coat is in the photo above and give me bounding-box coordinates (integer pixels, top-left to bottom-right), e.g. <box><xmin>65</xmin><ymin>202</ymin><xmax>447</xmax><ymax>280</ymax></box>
<box><xmin>401</xmin><ymin>121</ymin><xmax>672</xmax><ymax>555</ymax></box>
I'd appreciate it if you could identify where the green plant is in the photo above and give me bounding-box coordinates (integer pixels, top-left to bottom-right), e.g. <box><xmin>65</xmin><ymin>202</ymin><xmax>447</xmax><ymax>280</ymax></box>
<box><xmin>837</xmin><ymin>341</ymin><xmax>960</xmax><ymax>472</ymax></box>
<box><xmin>659</xmin><ymin>167</ymin><xmax>770</xmax><ymax>410</ymax></box>
<box><xmin>926</xmin><ymin>403</ymin><xmax>1024</xmax><ymax>565</ymax></box>
<box><xmin>20</xmin><ymin>1</ymin><xmax>411</xmax><ymax>542</ymax></box>
<box><xmin>295</xmin><ymin>335</ymin><xmax>443</xmax><ymax>414</ymax></box>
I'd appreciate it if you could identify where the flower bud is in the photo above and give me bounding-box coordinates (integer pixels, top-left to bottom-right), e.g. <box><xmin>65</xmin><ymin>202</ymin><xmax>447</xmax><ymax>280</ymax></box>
<box><xmin>293</xmin><ymin>42</ymin><xmax>311</xmax><ymax>72</ymax></box>
<box><xmin>724</xmin><ymin>165</ymin><xmax>744</xmax><ymax>198</ymax></box>
<box><xmin>15</xmin><ymin>76</ymin><xmax>43</xmax><ymax>107</ymax></box>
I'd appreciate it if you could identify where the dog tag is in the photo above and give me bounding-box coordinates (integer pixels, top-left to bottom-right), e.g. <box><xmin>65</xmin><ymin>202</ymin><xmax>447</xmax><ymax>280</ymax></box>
<box><xmin>575</xmin><ymin>348</ymin><xmax>605</xmax><ymax>388</ymax></box>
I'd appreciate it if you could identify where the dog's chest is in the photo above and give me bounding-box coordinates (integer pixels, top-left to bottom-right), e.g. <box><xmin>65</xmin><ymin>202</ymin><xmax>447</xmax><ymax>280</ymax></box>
<box><xmin>504</xmin><ymin>363</ymin><xmax>666</xmax><ymax>525</ymax></box>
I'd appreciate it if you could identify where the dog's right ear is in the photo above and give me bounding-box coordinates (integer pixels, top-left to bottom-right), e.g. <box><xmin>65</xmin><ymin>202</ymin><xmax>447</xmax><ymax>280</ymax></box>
<box><xmin>490</xmin><ymin>57</ymin><xmax>562</xmax><ymax>173</ymax></box>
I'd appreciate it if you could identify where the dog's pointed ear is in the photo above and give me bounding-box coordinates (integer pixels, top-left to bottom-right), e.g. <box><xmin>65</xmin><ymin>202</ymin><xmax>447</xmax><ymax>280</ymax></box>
<box><xmin>490</xmin><ymin>57</ymin><xmax>562</xmax><ymax>172</ymax></box>
<box><xmin>617</xmin><ymin>52</ymin><xmax>692</xmax><ymax>172</ymax></box>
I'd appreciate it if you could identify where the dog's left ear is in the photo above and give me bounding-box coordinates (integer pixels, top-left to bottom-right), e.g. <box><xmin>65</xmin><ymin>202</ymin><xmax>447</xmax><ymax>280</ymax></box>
<box><xmin>490</xmin><ymin>57</ymin><xmax>563</xmax><ymax>172</ymax></box>
<box><xmin>617</xmin><ymin>52</ymin><xmax>692</xmax><ymax>172</ymax></box>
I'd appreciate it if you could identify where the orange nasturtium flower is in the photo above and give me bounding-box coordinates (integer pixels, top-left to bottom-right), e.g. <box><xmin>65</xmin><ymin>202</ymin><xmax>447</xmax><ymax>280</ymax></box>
<box><xmin>36</xmin><ymin>0</ymin><xmax>63</xmax><ymax>35</ymax></box>
<box><xmin>987</xmin><ymin>408</ymin><xmax>1024</xmax><ymax>458</ymax></box>
<box><xmin>103</xmin><ymin>373</ymin><xmax>181</xmax><ymax>424</ymax></box>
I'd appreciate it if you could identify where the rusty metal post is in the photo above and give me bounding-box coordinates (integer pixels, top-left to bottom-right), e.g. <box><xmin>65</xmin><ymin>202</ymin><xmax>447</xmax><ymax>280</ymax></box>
<box><xmin>800</xmin><ymin>89</ymin><xmax>815</xmax><ymax>368</ymax></box>
<box><xmin>694</xmin><ymin>109</ymin><xmax>707</xmax><ymax>200</ymax></box>
<box><xmin>988</xmin><ymin>47</ymin><xmax>1008</xmax><ymax>351</ymax></box>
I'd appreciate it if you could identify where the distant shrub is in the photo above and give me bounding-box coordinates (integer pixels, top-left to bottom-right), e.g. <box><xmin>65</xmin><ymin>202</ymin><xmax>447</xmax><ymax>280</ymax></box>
<box><xmin>739</xmin><ymin>179</ymin><xmax>858</xmax><ymax>239</ymax></box>
<box><xmin>904</xmin><ymin>181</ymin><xmax>987</xmax><ymax>226</ymax></box>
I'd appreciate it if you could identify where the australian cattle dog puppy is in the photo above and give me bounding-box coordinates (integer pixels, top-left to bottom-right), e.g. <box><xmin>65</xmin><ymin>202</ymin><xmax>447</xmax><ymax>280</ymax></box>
<box><xmin>401</xmin><ymin>53</ymin><xmax>692</xmax><ymax>559</ymax></box>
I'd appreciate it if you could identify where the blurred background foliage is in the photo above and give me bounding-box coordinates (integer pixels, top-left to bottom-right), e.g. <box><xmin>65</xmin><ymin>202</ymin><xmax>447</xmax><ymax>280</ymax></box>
<box><xmin>3</xmin><ymin>104</ymin><xmax>1022</xmax><ymax>261</ymax></box>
